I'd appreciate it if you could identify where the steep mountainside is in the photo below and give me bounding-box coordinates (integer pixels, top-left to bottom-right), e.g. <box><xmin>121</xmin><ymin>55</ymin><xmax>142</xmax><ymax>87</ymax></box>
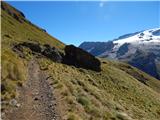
<box><xmin>1</xmin><ymin>2</ymin><xmax>160</xmax><ymax>120</ymax></box>
<box><xmin>1</xmin><ymin>2</ymin><xmax>65</xmax><ymax>118</ymax></box>
<box><xmin>79</xmin><ymin>28</ymin><xmax>160</xmax><ymax>80</ymax></box>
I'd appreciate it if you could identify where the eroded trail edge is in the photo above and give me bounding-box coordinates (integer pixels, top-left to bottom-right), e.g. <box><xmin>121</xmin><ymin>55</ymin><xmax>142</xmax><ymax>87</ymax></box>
<box><xmin>5</xmin><ymin>59</ymin><xmax>59</xmax><ymax>120</ymax></box>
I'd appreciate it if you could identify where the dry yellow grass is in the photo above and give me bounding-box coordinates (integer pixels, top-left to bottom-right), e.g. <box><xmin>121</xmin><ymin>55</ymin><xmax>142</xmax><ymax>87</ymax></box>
<box><xmin>38</xmin><ymin>58</ymin><xmax>160</xmax><ymax>120</ymax></box>
<box><xmin>1</xmin><ymin>2</ymin><xmax>64</xmax><ymax>104</ymax></box>
<box><xmin>1</xmin><ymin>2</ymin><xmax>160</xmax><ymax>120</ymax></box>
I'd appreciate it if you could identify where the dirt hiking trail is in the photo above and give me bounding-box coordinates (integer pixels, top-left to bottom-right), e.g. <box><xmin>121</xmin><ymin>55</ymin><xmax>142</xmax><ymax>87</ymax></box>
<box><xmin>5</xmin><ymin>59</ymin><xmax>59</xmax><ymax>120</ymax></box>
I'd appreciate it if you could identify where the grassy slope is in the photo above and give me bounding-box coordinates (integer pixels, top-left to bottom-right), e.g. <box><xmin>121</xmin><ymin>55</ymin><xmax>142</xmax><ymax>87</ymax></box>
<box><xmin>1</xmin><ymin>2</ymin><xmax>65</xmax><ymax>101</ymax></box>
<box><xmin>1</xmin><ymin>2</ymin><xmax>160</xmax><ymax>120</ymax></box>
<box><xmin>38</xmin><ymin>58</ymin><xmax>160</xmax><ymax>120</ymax></box>
<box><xmin>109</xmin><ymin>60</ymin><xmax>160</xmax><ymax>93</ymax></box>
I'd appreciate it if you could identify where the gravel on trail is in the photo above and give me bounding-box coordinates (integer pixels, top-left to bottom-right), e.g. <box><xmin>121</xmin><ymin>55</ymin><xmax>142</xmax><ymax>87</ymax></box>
<box><xmin>4</xmin><ymin>59</ymin><xmax>60</xmax><ymax>120</ymax></box>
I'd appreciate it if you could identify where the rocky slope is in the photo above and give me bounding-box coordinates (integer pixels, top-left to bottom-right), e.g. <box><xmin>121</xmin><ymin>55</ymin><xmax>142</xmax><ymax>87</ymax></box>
<box><xmin>79</xmin><ymin>28</ymin><xmax>160</xmax><ymax>80</ymax></box>
<box><xmin>1</xmin><ymin>1</ymin><xmax>160</xmax><ymax>120</ymax></box>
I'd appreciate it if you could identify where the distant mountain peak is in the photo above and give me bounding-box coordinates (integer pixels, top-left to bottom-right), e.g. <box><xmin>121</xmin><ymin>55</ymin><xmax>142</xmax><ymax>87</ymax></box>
<box><xmin>79</xmin><ymin>28</ymin><xmax>160</xmax><ymax>80</ymax></box>
<box><xmin>113</xmin><ymin>28</ymin><xmax>160</xmax><ymax>45</ymax></box>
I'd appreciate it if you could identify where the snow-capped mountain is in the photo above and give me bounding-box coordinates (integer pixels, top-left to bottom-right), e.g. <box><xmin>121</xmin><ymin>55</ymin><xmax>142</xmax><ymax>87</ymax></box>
<box><xmin>79</xmin><ymin>28</ymin><xmax>160</xmax><ymax>80</ymax></box>
<box><xmin>114</xmin><ymin>28</ymin><xmax>160</xmax><ymax>45</ymax></box>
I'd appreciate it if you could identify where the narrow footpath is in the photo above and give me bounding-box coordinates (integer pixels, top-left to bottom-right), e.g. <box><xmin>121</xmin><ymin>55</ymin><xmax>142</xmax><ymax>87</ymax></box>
<box><xmin>5</xmin><ymin>59</ymin><xmax>59</xmax><ymax>120</ymax></box>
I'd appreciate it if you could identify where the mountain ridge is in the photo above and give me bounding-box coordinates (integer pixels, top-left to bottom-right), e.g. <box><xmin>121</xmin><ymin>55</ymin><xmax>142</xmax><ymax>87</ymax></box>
<box><xmin>79</xmin><ymin>28</ymin><xmax>160</xmax><ymax>80</ymax></box>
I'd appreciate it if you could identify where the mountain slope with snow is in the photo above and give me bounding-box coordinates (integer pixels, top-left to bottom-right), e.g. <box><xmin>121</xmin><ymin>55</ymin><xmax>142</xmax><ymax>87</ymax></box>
<box><xmin>114</xmin><ymin>28</ymin><xmax>160</xmax><ymax>45</ymax></box>
<box><xmin>79</xmin><ymin>28</ymin><xmax>160</xmax><ymax>80</ymax></box>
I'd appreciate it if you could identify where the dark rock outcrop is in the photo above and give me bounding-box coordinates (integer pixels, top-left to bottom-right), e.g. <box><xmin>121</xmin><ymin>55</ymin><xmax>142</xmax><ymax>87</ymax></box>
<box><xmin>13</xmin><ymin>42</ymin><xmax>62</xmax><ymax>62</ymax></box>
<box><xmin>63</xmin><ymin>45</ymin><xmax>101</xmax><ymax>71</ymax></box>
<box><xmin>117</xmin><ymin>43</ymin><xmax>130</xmax><ymax>57</ymax></box>
<box><xmin>20</xmin><ymin>42</ymin><xmax>41</xmax><ymax>53</ymax></box>
<box><xmin>42</xmin><ymin>44</ymin><xmax>62</xmax><ymax>62</ymax></box>
<box><xmin>13</xmin><ymin>43</ymin><xmax>101</xmax><ymax>71</ymax></box>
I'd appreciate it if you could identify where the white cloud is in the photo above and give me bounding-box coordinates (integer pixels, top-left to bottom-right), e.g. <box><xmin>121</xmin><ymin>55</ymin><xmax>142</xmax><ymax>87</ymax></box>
<box><xmin>99</xmin><ymin>1</ymin><xmax>106</xmax><ymax>8</ymax></box>
<box><xmin>99</xmin><ymin>2</ymin><xmax>104</xmax><ymax>7</ymax></box>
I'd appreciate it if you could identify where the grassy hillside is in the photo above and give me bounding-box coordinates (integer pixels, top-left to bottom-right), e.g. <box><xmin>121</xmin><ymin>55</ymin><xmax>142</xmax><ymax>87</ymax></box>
<box><xmin>1</xmin><ymin>2</ymin><xmax>160</xmax><ymax>120</ymax></box>
<box><xmin>37</xmin><ymin>58</ymin><xmax>160</xmax><ymax>120</ymax></box>
<box><xmin>1</xmin><ymin>2</ymin><xmax>65</xmax><ymax>101</ymax></box>
<box><xmin>109</xmin><ymin>60</ymin><xmax>160</xmax><ymax>93</ymax></box>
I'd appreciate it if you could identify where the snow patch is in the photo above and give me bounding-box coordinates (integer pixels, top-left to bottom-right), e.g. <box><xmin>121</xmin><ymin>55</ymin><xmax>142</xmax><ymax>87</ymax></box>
<box><xmin>113</xmin><ymin>28</ymin><xmax>160</xmax><ymax>49</ymax></box>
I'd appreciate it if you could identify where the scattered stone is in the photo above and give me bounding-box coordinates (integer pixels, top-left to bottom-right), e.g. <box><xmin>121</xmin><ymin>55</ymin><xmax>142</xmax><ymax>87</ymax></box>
<box><xmin>2</xmin><ymin>59</ymin><xmax>59</xmax><ymax>119</ymax></box>
<box><xmin>52</xmin><ymin>117</ymin><xmax>56</xmax><ymax>120</ymax></box>
<box><xmin>16</xmin><ymin>103</ymin><xmax>21</xmax><ymax>108</ymax></box>
<box><xmin>9</xmin><ymin>99</ymin><xmax>17</xmax><ymax>106</ymax></box>
<box><xmin>33</xmin><ymin>91</ymin><xmax>39</xmax><ymax>95</ymax></box>
<box><xmin>34</xmin><ymin>97</ymin><xmax>39</xmax><ymax>101</ymax></box>
<box><xmin>48</xmin><ymin>94</ymin><xmax>52</xmax><ymax>98</ymax></box>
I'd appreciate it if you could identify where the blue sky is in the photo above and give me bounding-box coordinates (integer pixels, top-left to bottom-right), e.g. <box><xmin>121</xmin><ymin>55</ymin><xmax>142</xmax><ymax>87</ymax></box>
<box><xmin>7</xmin><ymin>1</ymin><xmax>160</xmax><ymax>46</ymax></box>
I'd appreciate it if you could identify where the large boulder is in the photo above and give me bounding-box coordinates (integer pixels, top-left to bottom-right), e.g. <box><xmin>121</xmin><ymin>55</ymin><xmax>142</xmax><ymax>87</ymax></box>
<box><xmin>63</xmin><ymin>45</ymin><xmax>101</xmax><ymax>71</ymax></box>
